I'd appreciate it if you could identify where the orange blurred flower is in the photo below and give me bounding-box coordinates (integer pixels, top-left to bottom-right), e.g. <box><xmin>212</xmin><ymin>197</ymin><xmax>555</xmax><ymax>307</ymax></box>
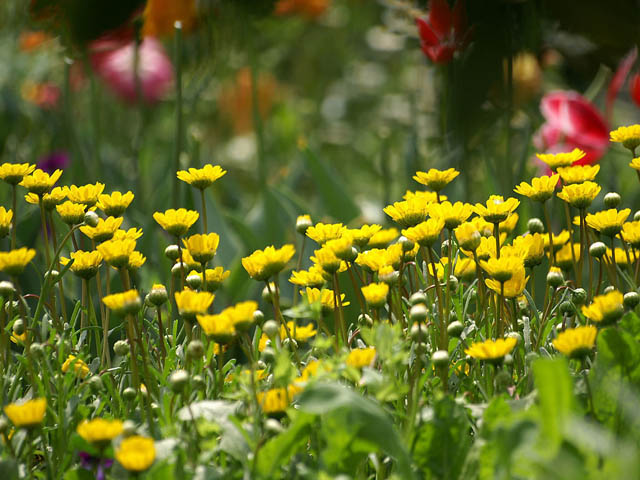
<box><xmin>274</xmin><ymin>0</ymin><xmax>330</xmax><ymax>19</ymax></box>
<box><xmin>19</xmin><ymin>31</ymin><xmax>51</xmax><ymax>52</ymax></box>
<box><xmin>21</xmin><ymin>81</ymin><xmax>60</xmax><ymax>109</ymax></box>
<box><xmin>143</xmin><ymin>0</ymin><xmax>197</xmax><ymax>37</ymax></box>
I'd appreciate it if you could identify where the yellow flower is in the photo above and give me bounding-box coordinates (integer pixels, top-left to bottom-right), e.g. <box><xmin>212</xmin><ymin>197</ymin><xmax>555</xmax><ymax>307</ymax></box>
<box><xmin>113</xmin><ymin>228</ymin><xmax>144</xmax><ymax>241</ymax></box>
<box><xmin>361</xmin><ymin>282</ymin><xmax>389</xmax><ymax>308</ymax></box>
<box><xmin>499</xmin><ymin>212</ymin><xmax>518</xmax><ymax>235</ymax></box>
<box><xmin>175</xmin><ymin>289</ymin><xmax>214</xmax><ymax>319</ymax></box>
<box><xmin>586</xmin><ymin>208</ymin><xmax>630</xmax><ymax>237</ymax></box>
<box><xmin>127</xmin><ymin>251</ymin><xmax>147</xmax><ymax>270</ymax></box>
<box><xmin>543</xmin><ymin>230</ymin><xmax>570</xmax><ymax>251</ymax></box>
<box><xmin>581</xmin><ymin>290</ymin><xmax>624</xmax><ymax>325</ymax></box>
<box><xmin>281</xmin><ymin>321</ymin><xmax>317</xmax><ymax>342</ymax></box>
<box><xmin>452</xmin><ymin>257</ymin><xmax>477</xmax><ymax>282</ymax></box>
<box><xmin>257</xmin><ymin>387</ymin><xmax>299</xmax><ymax>415</ymax></box>
<box><xmin>0</xmin><ymin>163</ymin><xmax>36</xmax><ymax>185</ymax></box>
<box><xmin>115</xmin><ymin>436</ymin><xmax>156</xmax><ymax>472</ymax></box>
<box><xmin>61</xmin><ymin>355</ymin><xmax>91</xmax><ymax>378</ymax></box>
<box><xmin>25</xmin><ymin>186</ymin><xmax>68</xmax><ymax>210</ymax></box>
<box><xmin>0</xmin><ymin>207</ymin><xmax>13</xmax><ymax>238</ymax></box>
<box><xmin>514</xmin><ymin>174</ymin><xmax>559</xmax><ymax>203</ymax></box>
<box><xmin>305</xmin><ymin>222</ymin><xmax>346</xmax><ymax>244</ymax></box>
<box><xmin>60</xmin><ymin>250</ymin><xmax>103</xmax><ymax>279</ymax></box>
<box><xmin>0</xmin><ymin>248</ymin><xmax>36</xmax><ymax>276</ymax></box>
<box><xmin>346</xmin><ymin>347</ymin><xmax>376</xmax><ymax>368</ymax></box>
<box><xmin>55</xmin><ymin>201</ymin><xmax>87</xmax><ymax>225</ymax></box>
<box><xmin>401</xmin><ymin>217</ymin><xmax>445</xmax><ymax>247</ymax></box>
<box><xmin>325</xmin><ymin>236</ymin><xmax>354</xmax><ymax>261</ymax></box>
<box><xmin>96</xmin><ymin>191</ymin><xmax>134</xmax><ymax>217</ymax></box>
<box><xmin>606</xmin><ymin>247</ymin><xmax>631</xmax><ymax>266</ymax></box>
<box><xmin>80</xmin><ymin>216</ymin><xmax>123</xmax><ymax>243</ymax></box>
<box><xmin>196</xmin><ymin>267</ymin><xmax>231</xmax><ymax>292</ymax></box>
<box><xmin>222</xmin><ymin>301</ymin><xmax>258</xmax><ymax>331</ymax></box>
<box><xmin>429</xmin><ymin>201</ymin><xmax>473</xmax><ymax>230</ymax></box>
<box><xmin>289</xmin><ymin>264</ymin><xmax>326</xmax><ymax>288</ymax></box>
<box><xmin>512</xmin><ymin>233</ymin><xmax>545</xmax><ymax>268</ymax></box>
<box><xmin>536</xmin><ymin>148</ymin><xmax>586</xmax><ymax>169</ymax></box>
<box><xmin>175</xmin><ymin>249</ymin><xmax>200</xmax><ymax>270</ymax></box>
<box><xmin>465</xmin><ymin>338</ymin><xmax>517</xmax><ymax>362</ymax></box>
<box><xmin>471</xmin><ymin>235</ymin><xmax>500</xmax><ymax>260</ymax></box>
<box><xmin>556</xmin><ymin>243</ymin><xmax>580</xmax><ymax>271</ymax></box>
<box><xmin>177</xmin><ymin>164</ymin><xmax>227</xmax><ymax>190</ymax></box>
<box><xmin>630</xmin><ymin>157</ymin><xmax>640</xmax><ymax>171</ymax></box>
<box><xmin>20</xmin><ymin>169</ymin><xmax>63</xmax><ymax>195</ymax></box>
<box><xmin>556</xmin><ymin>181</ymin><xmax>601</xmax><ymax>209</ymax></box>
<box><xmin>4</xmin><ymin>398</ymin><xmax>46</xmax><ymax>428</ymax></box>
<box><xmin>454</xmin><ymin>222</ymin><xmax>481</xmax><ymax>251</ymax></box>
<box><xmin>473</xmin><ymin>195</ymin><xmax>519</xmax><ymax>224</ymax></box>
<box><xmin>367</xmin><ymin>228</ymin><xmax>399</xmax><ymax>248</ymax></box>
<box><xmin>67</xmin><ymin>183</ymin><xmax>105</xmax><ymax>207</ymax></box>
<box><xmin>480</xmin><ymin>256</ymin><xmax>524</xmax><ymax>283</ymax></box>
<box><xmin>197</xmin><ymin>313</ymin><xmax>236</xmax><ymax>343</ymax></box>
<box><xmin>153</xmin><ymin>208</ymin><xmax>199</xmax><ymax>237</ymax></box>
<box><xmin>413</xmin><ymin>168</ymin><xmax>459</xmax><ymax>191</ymax></box>
<box><xmin>310</xmin><ymin>246</ymin><xmax>342</xmax><ymax>274</ymax></box>
<box><xmin>355</xmin><ymin>248</ymin><xmax>389</xmax><ymax>272</ymax></box>
<box><xmin>183</xmin><ymin>232</ymin><xmax>220</xmax><ymax>264</ymax></box>
<box><xmin>486</xmin><ymin>266</ymin><xmax>528</xmax><ymax>298</ymax></box>
<box><xmin>552</xmin><ymin>325</ymin><xmax>597</xmax><ymax>358</ymax></box>
<box><xmin>103</xmin><ymin>290</ymin><xmax>141</xmax><ymax>315</ymax></box>
<box><xmin>242</xmin><ymin>244</ymin><xmax>296</xmax><ymax>281</ymax></box>
<box><xmin>467</xmin><ymin>217</ymin><xmax>494</xmax><ymax>236</ymax></box>
<box><xmin>77</xmin><ymin>419</ymin><xmax>123</xmax><ymax>445</ymax></box>
<box><xmin>97</xmin><ymin>239</ymin><xmax>136</xmax><ymax>268</ymax></box>
<box><xmin>621</xmin><ymin>221</ymin><xmax>640</xmax><ymax>248</ymax></box>
<box><xmin>383</xmin><ymin>198</ymin><xmax>428</xmax><ymax>228</ymax></box>
<box><xmin>403</xmin><ymin>190</ymin><xmax>445</xmax><ymax>204</ymax></box>
<box><xmin>557</xmin><ymin>165</ymin><xmax>600</xmax><ymax>185</ymax></box>
<box><xmin>610</xmin><ymin>124</ymin><xmax>640</xmax><ymax>151</ymax></box>
<box><xmin>303</xmin><ymin>287</ymin><xmax>349</xmax><ymax>313</ymax></box>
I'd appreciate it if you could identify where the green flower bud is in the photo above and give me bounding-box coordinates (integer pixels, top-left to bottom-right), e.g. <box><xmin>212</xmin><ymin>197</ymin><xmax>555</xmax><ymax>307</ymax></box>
<box><xmin>431</xmin><ymin>350</ymin><xmax>449</xmax><ymax>367</ymax></box>
<box><xmin>447</xmin><ymin>320</ymin><xmax>464</xmax><ymax>338</ymax></box>
<box><xmin>262</xmin><ymin>320</ymin><xmax>279</xmax><ymax>338</ymax></box>
<box><xmin>12</xmin><ymin>318</ymin><xmax>25</xmax><ymax>335</ymax></box>
<box><xmin>559</xmin><ymin>301</ymin><xmax>575</xmax><ymax>315</ymax></box>
<box><xmin>589</xmin><ymin>242</ymin><xmax>607</xmax><ymax>258</ymax></box>
<box><xmin>165</xmin><ymin>245</ymin><xmax>180</xmax><ymax>261</ymax></box>
<box><xmin>624</xmin><ymin>291</ymin><xmax>640</xmax><ymax>309</ymax></box>
<box><xmin>186</xmin><ymin>273</ymin><xmax>202</xmax><ymax>290</ymax></box>
<box><xmin>88</xmin><ymin>375</ymin><xmax>103</xmax><ymax>392</ymax></box>
<box><xmin>114</xmin><ymin>340</ymin><xmax>130</xmax><ymax>356</ymax></box>
<box><xmin>546</xmin><ymin>269</ymin><xmax>564</xmax><ymax>287</ymax></box>
<box><xmin>170</xmin><ymin>369</ymin><xmax>189</xmax><ymax>393</ymax></box>
<box><xmin>83</xmin><ymin>210</ymin><xmax>100</xmax><ymax>228</ymax></box>
<box><xmin>409</xmin><ymin>291</ymin><xmax>427</xmax><ymax>306</ymax></box>
<box><xmin>399</xmin><ymin>236</ymin><xmax>415</xmax><ymax>252</ymax></box>
<box><xmin>358</xmin><ymin>313</ymin><xmax>373</xmax><ymax>327</ymax></box>
<box><xmin>187</xmin><ymin>340</ymin><xmax>205</xmax><ymax>360</ymax></box>
<box><xmin>409</xmin><ymin>304</ymin><xmax>428</xmax><ymax>323</ymax></box>
<box><xmin>604</xmin><ymin>192</ymin><xmax>621</xmax><ymax>209</ymax></box>
<box><xmin>0</xmin><ymin>281</ymin><xmax>15</xmax><ymax>297</ymax></box>
<box><xmin>260</xmin><ymin>346</ymin><xmax>276</xmax><ymax>364</ymax></box>
<box><xmin>527</xmin><ymin>218</ymin><xmax>545</xmax><ymax>234</ymax></box>
<box><xmin>410</xmin><ymin>322</ymin><xmax>428</xmax><ymax>342</ymax></box>
<box><xmin>122</xmin><ymin>387</ymin><xmax>137</xmax><ymax>402</ymax></box>
<box><xmin>192</xmin><ymin>374</ymin><xmax>205</xmax><ymax>390</ymax></box>
<box><xmin>122</xmin><ymin>420</ymin><xmax>137</xmax><ymax>437</ymax></box>
<box><xmin>572</xmin><ymin>288</ymin><xmax>587</xmax><ymax>306</ymax></box>
<box><xmin>253</xmin><ymin>309</ymin><xmax>265</xmax><ymax>325</ymax></box>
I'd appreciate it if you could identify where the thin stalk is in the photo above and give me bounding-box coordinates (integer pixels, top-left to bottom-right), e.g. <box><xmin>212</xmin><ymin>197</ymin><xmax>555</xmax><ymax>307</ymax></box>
<box><xmin>292</xmin><ymin>236</ymin><xmax>306</xmax><ymax>306</ymax></box>
<box><xmin>267</xmin><ymin>280</ymin><xmax>301</xmax><ymax>366</ymax></box>
<box><xmin>542</xmin><ymin>202</ymin><xmax>555</xmax><ymax>265</ymax></box>
<box><xmin>494</xmin><ymin>223</ymin><xmax>501</xmax><ymax>258</ymax></box>
<box><xmin>333</xmin><ymin>272</ymin><xmax>348</xmax><ymax>345</ymax></box>
<box><xmin>11</xmin><ymin>185</ymin><xmax>17</xmax><ymax>249</ymax></box>
<box><xmin>156</xmin><ymin>307</ymin><xmax>167</xmax><ymax>365</ymax></box>
<box><xmin>48</xmin><ymin>212</ymin><xmax>67</xmax><ymax>327</ymax></box>
<box><xmin>347</xmin><ymin>263</ymin><xmax>366</xmax><ymax>314</ymax></box>
<box><xmin>200</xmin><ymin>189</ymin><xmax>208</xmax><ymax>233</ymax></box>
<box><xmin>563</xmin><ymin>202</ymin><xmax>579</xmax><ymax>284</ymax></box>
<box><xmin>609</xmin><ymin>236</ymin><xmax>619</xmax><ymax>288</ymax></box>
<box><xmin>173</xmin><ymin>22</ymin><xmax>184</xmax><ymax>208</ymax></box>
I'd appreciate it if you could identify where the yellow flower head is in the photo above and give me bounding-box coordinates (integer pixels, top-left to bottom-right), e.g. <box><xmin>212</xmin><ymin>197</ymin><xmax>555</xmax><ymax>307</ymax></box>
<box><xmin>465</xmin><ymin>337</ymin><xmax>517</xmax><ymax>362</ymax></box>
<box><xmin>4</xmin><ymin>398</ymin><xmax>46</xmax><ymax>428</ymax></box>
<box><xmin>0</xmin><ymin>207</ymin><xmax>13</xmax><ymax>238</ymax></box>
<box><xmin>310</xmin><ymin>246</ymin><xmax>342</xmax><ymax>274</ymax></box>
<box><xmin>177</xmin><ymin>164</ymin><xmax>227</xmax><ymax>190</ymax></box>
<box><xmin>361</xmin><ymin>282</ymin><xmax>389</xmax><ymax>308</ymax></box>
<box><xmin>96</xmin><ymin>191</ymin><xmax>134</xmax><ymax>217</ymax></box>
<box><xmin>197</xmin><ymin>267</ymin><xmax>231</xmax><ymax>292</ymax></box>
<box><xmin>0</xmin><ymin>248</ymin><xmax>36</xmax><ymax>276</ymax></box>
<box><xmin>556</xmin><ymin>181</ymin><xmax>601</xmax><ymax>209</ymax></box>
<box><xmin>113</xmin><ymin>228</ymin><xmax>144</xmax><ymax>241</ymax></box>
<box><xmin>306</xmin><ymin>222</ymin><xmax>346</xmax><ymax>244</ymax></box>
<box><xmin>55</xmin><ymin>201</ymin><xmax>87</xmax><ymax>225</ymax></box>
<box><xmin>175</xmin><ymin>249</ymin><xmax>200</xmax><ymax>270</ymax></box>
<box><xmin>355</xmin><ymin>248</ymin><xmax>388</xmax><ymax>272</ymax></box>
<box><xmin>103</xmin><ymin>290</ymin><xmax>141</xmax><ymax>315</ymax></box>
<box><xmin>290</xmin><ymin>264</ymin><xmax>326</xmax><ymax>288</ymax></box>
<box><xmin>60</xmin><ymin>250</ymin><xmax>103</xmax><ymax>279</ymax></box>
<box><xmin>197</xmin><ymin>312</ymin><xmax>236</xmax><ymax>343</ymax></box>
<box><xmin>183</xmin><ymin>232</ymin><xmax>220</xmax><ymax>264</ymax></box>
<box><xmin>0</xmin><ymin>162</ymin><xmax>36</xmax><ymax>185</ymax></box>
<box><xmin>257</xmin><ymin>386</ymin><xmax>300</xmax><ymax>415</ymax></box>
<box><xmin>303</xmin><ymin>287</ymin><xmax>349</xmax><ymax>313</ymax></box>
<box><xmin>552</xmin><ymin>325</ymin><xmax>597</xmax><ymax>359</ymax></box>
<box><xmin>242</xmin><ymin>244</ymin><xmax>296</xmax><ymax>281</ymax></box>
<box><xmin>77</xmin><ymin>418</ymin><xmax>123</xmax><ymax>445</ymax></box>
<box><xmin>586</xmin><ymin>208</ymin><xmax>630</xmax><ymax>237</ymax></box>
<box><xmin>25</xmin><ymin>186</ymin><xmax>68</xmax><ymax>210</ymax></box>
<box><xmin>454</xmin><ymin>222</ymin><xmax>481</xmax><ymax>251</ymax></box>
<box><xmin>536</xmin><ymin>148</ymin><xmax>586</xmax><ymax>169</ymax></box>
<box><xmin>383</xmin><ymin>198</ymin><xmax>428</xmax><ymax>228</ymax></box>
<box><xmin>511</xmin><ymin>233</ymin><xmax>545</xmax><ymax>268</ymax></box>
<box><xmin>630</xmin><ymin>157</ymin><xmax>640</xmax><ymax>171</ymax></box>
<box><xmin>485</xmin><ymin>266</ymin><xmax>528</xmax><ymax>298</ymax></box>
<box><xmin>67</xmin><ymin>183</ymin><xmax>105</xmax><ymax>207</ymax></box>
<box><xmin>514</xmin><ymin>174</ymin><xmax>559</xmax><ymax>203</ymax></box>
<box><xmin>223</xmin><ymin>301</ymin><xmax>258</xmax><ymax>331</ymax></box>
<box><xmin>557</xmin><ymin>165</ymin><xmax>600</xmax><ymax>185</ymax></box>
<box><xmin>480</xmin><ymin>256</ymin><xmax>524</xmax><ymax>283</ymax></box>
<box><xmin>281</xmin><ymin>321</ymin><xmax>317</xmax><ymax>342</ymax></box>
<box><xmin>175</xmin><ymin>289</ymin><xmax>214</xmax><ymax>318</ymax></box>
<box><xmin>543</xmin><ymin>230</ymin><xmax>570</xmax><ymax>251</ymax></box>
<box><xmin>556</xmin><ymin>243</ymin><xmax>581</xmax><ymax>271</ymax></box>
<box><xmin>115</xmin><ymin>436</ymin><xmax>156</xmax><ymax>472</ymax></box>
<box><xmin>413</xmin><ymin>168</ymin><xmax>459</xmax><ymax>191</ymax></box>
<box><xmin>610</xmin><ymin>124</ymin><xmax>640</xmax><ymax>151</ymax></box>
<box><xmin>473</xmin><ymin>195</ymin><xmax>519</xmax><ymax>224</ymax></box>
<box><xmin>430</xmin><ymin>201</ymin><xmax>473</xmax><ymax>230</ymax></box>
<box><xmin>20</xmin><ymin>169</ymin><xmax>63</xmax><ymax>195</ymax></box>
<box><xmin>403</xmin><ymin>190</ymin><xmax>445</xmax><ymax>205</ymax></box>
<box><xmin>452</xmin><ymin>257</ymin><xmax>477</xmax><ymax>282</ymax></box>
<box><xmin>401</xmin><ymin>217</ymin><xmax>445</xmax><ymax>247</ymax></box>
<box><xmin>325</xmin><ymin>235</ymin><xmax>354</xmax><ymax>261</ymax></box>
<box><xmin>344</xmin><ymin>224</ymin><xmax>380</xmax><ymax>248</ymax></box>
<box><xmin>346</xmin><ymin>347</ymin><xmax>376</xmax><ymax>368</ymax></box>
<box><xmin>467</xmin><ymin>217</ymin><xmax>494</xmax><ymax>236</ymax></box>
<box><xmin>127</xmin><ymin>251</ymin><xmax>147</xmax><ymax>270</ymax></box>
<box><xmin>622</xmin><ymin>221</ymin><xmax>640</xmax><ymax>248</ymax></box>
<box><xmin>80</xmin><ymin>216</ymin><xmax>123</xmax><ymax>243</ymax></box>
<box><xmin>61</xmin><ymin>355</ymin><xmax>91</xmax><ymax>378</ymax></box>
<box><xmin>367</xmin><ymin>227</ymin><xmax>399</xmax><ymax>249</ymax></box>
<box><xmin>581</xmin><ymin>290</ymin><xmax>624</xmax><ymax>325</ymax></box>
<box><xmin>606</xmin><ymin>247</ymin><xmax>631</xmax><ymax>266</ymax></box>
<box><xmin>153</xmin><ymin>208</ymin><xmax>199</xmax><ymax>237</ymax></box>
<box><xmin>97</xmin><ymin>238</ymin><xmax>136</xmax><ymax>268</ymax></box>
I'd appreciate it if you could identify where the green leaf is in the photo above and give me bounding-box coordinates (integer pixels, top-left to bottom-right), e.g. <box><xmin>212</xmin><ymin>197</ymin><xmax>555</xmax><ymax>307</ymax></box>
<box><xmin>0</xmin><ymin>460</ymin><xmax>18</xmax><ymax>480</ymax></box>
<box><xmin>63</xmin><ymin>468</ymin><xmax>94</xmax><ymax>480</ymax></box>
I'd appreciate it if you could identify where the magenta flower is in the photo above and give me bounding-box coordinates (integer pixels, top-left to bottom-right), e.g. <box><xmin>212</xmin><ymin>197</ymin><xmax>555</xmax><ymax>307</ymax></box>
<box><xmin>90</xmin><ymin>36</ymin><xmax>173</xmax><ymax>105</ymax></box>
<box><xmin>38</xmin><ymin>151</ymin><xmax>69</xmax><ymax>173</ymax></box>
<box><xmin>415</xmin><ymin>0</ymin><xmax>471</xmax><ymax>64</ymax></box>
<box><xmin>534</xmin><ymin>91</ymin><xmax>609</xmax><ymax>166</ymax></box>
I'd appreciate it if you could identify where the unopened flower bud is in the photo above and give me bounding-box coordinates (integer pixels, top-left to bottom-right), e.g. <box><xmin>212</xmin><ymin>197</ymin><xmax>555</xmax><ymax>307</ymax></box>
<box><xmin>358</xmin><ymin>313</ymin><xmax>373</xmax><ymax>327</ymax></box>
<box><xmin>399</xmin><ymin>236</ymin><xmax>415</xmax><ymax>252</ymax></box>
<box><xmin>447</xmin><ymin>320</ymin><xmax>464</xmax><ymax>338</ymax></box>
<box><xmin>431</xmin><ymin>350</ymin><xmax>449</xmax><ymax>366</ymax></box>
<box><xmin>83</xmin><ymin>210</ymin><xmax>100</xmax><ymax>227</ymax></box>
<box><xmin>604</xmin><ymin>192</ymin><xmax>621</xmax><ymax>209</ymax></box>
<box><xmin>262</xmin><ymin>320</ymin><xmax>279</xmax><ymax>338</ymax></box>
<box><xmin>122</xmin><ymin>387</ymin><xmax>137</xmax><ymax>401</ymax></box>
<box><xmin>525</xmin><ymin>351</ymin><xmax>539</xmax><ymax>365</ymax></box>
<box><xmin>409</xmin><ymin>291</ymin><xmax>427</xmax><ymax>306</ymax></box>
<box><xmin>192</xmin><ymin>374</ymin><xmax>205</xmax><ymax>390</ymax></box>
<box><xmin>459</xmin><ymin>231</ymin><xmax>481</xmax><ymax>251</ymax></box>
<box><xmin>30</xmin><ymin>342</ymin><xmax>45</xmax><ymax>357</ymax></box>
<box><xmin>379</xmin><ymin>269</ymin><xmax>400</xmax><ymax>285</ymax></box>
<box><xmin>624</xmin><ymin>291</ymin><xmax>640</xmax><ymax>309</ymax></box>
<box><xmin>253</xmin><ymin>309</ymin><xmax>264</xmax><ymax>325</ymax></box>
<box><xmin>589</xmin><ymin>242</ymin><xmax>607</xmax><ymax>258</ymax></box>
<box><xmin>414</xmin><ymin>342</ymin><xmax>428</xmax><ymax>355</ymax></box>
<box><xmin>170</xmin><ymin>369</ymin><xmax>189</xmax><ymax>393</ymax></box>
<box><xmin>296</xmin><ymin>215</ymin><xmax>312</xmax><ymax>234</ymax></box>
<box><xmin>151</xmin><ymin>402</ymin><xmax>160</xmax><ymax>414</ymax></box>
<box><xmin>44</xmin><ymin>269</ymin><xmax>59</xmax><ymax>284</ymax></box>
<box><xmin>527</xmin><ymin>218</ymin><xmax>545</xmax><ymax>234</ymax></box>
<box><xmin>260</xmin><ymin>346</ymin><xmax>276</xmax><ymax>364</ymax></box>
<box><xmin>559</xmin><ymin>301</ymin><xmax>575</xmax><ymax>315</ymax></box>
<box><xmin>546</xmin><ymin>268</ymin><xmax>564</xmax><ymax>287</ymax></box>
<box><xmin>282</xmin><ymin>338</ymin><xmax>298</xmax><ymax>351</ymax></box>
<box><xmin>507</xmin><ymin>332</ymin><xmax>522</xmax><ymax>346</ymax></box>
<box><xmin>262</xmin><ymin>284</ymin><xmax>274</xmax><ymax>303</ymax></box>
<box><xmin>0</xmin><ymin>281</ymin><xmax>15</xmax><ymax>297</ymax></box>
<box><xmin>165</xmin><ymin>245</ymin><xmax>180</xmax><ymax>261</ymax></box>
<box><xmin>409</xmin><ymin>304</ymin><xmax>428</xmax><ymax>323</ymax></box>
<box><xmin>410</xmin><ymin>322</ymin><xmax>428</xmax><ymax>342</ymax></box>
<box><xmin>604</xmin><ymin>285</ymin><xmax>615</xmax><ymax>294</ymax></box>
<box><xmin>122</xmin><ymin>420</ymin><xmax>137</xmax><ymax>437</ymax></box>
<box><xmin>12</xmin><ymin>318</ymin><xmax>25</xmax><ymax>335</ymax></box>
<box><xmin>114</xmin><ymin>340</ymin><xmax>129</xmax><ymax>356</ymax></box>
<box><xmin>88</xmin><ymin>375</ymin><xmax>103</xmax><ymax>392</ymax></box>
<box><xmin>171</xmin><ymin>262</ymin><xmax>187</xmax><ymax>277</ymax></box>
<box><xmin>146</xmin><ymin>285</ymin><xmax>168</xmax><ymax>307</ymax></box>
<box><xmin>441</xmin><ymin>239</ymin><xmax>450</xmax><ymax>257</ymax></box>
<box><xmin>187</xmin><ymin>340</ymin><xmax>205</xmax><ymax>359</ymax></box>
<box><xmin>635</xmin><ymin>211</ymin><xmax>640</xmax><ymax>222</ymax></box>
<box><xmin>186</xmin><ymin>273</ymin><xmax>202</xmax><ymax>290</ymax></box>
<box><xmin>572</xmin><ymin>288</ymin><xmax>587</xmax><ymax>306</ymax></box>
<box><xmin>265</xmin><ymin>418</ymin><xmax>284</xmax><ymax>434</ymax></box>
<box><xmin>0</xmin><ymin>418</ymin><xmax>9</xmax><ymax>435</ymax></box>
<box><xmin>447</xmin><ymin>275</ymin><xmax>458</xmax><ymax>293</ymax></box>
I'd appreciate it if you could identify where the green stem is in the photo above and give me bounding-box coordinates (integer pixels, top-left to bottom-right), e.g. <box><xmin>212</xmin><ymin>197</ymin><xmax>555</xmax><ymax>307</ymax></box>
<box><xmin>200</xmin><ymin>189</ymin><xmax>208</xmax><ymax>233</ymax></box>
<box><xmin>11</xmin><ymin>185</ymin><xmax>17</xmax><ymax>249</ymax></box>
<box><xmin>542</xmin><ymin>202</ymin><xmax>556</xmax><ymax>265</ymax></box>
<box><xmin>173</xmin><ymin>22</ymin><xmax>184</xmax><ymax>208</ymax></box>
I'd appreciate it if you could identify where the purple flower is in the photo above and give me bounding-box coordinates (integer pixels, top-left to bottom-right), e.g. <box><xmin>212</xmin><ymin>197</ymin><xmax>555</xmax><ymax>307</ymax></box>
<box><xmin>37</xmin><ymin>151</ymin><xmax>69</xmax><ymax>173</ymax></box>
<box><xmin>78</xmin><ymin>451</ymin><xmax>113</xmax><ymax>480</ymax></box>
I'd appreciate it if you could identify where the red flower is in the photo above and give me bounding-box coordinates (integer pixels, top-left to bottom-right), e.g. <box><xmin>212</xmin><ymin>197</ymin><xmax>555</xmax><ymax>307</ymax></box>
<box><xmin>631</xmin><ymin>72</ymin><xmax>640</xmax><ymax>108</ymax></box>
<box><xmin>606</xmin><ymin>48</ymin><xmax>637</xmax><ymax>118</ymax></box>
<box><xmin>415</xmin><ymin>0</ymin><xmax>470</xmax><ymax>64</ymax></box>
<box><xmin>534</xmin><ymin>91</ymin><xmax>609</xmax><ymax>166</ymax></box>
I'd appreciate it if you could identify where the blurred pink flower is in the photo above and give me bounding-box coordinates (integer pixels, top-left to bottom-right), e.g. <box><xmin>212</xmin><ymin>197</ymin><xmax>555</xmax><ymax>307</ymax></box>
<box><xmin>90</xmin><ymin>36</ymin><xmax>173</xmax><ymax>104</ymax></box>
<box><xmin>534</xmin><ymin>91</ymin><xmax>609</xmax><ymax>166</ymax></box>
<box><xmin>606</xmin><ymin>48</ymin><xmax>637</xmax><ymax>119</ymax></box>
